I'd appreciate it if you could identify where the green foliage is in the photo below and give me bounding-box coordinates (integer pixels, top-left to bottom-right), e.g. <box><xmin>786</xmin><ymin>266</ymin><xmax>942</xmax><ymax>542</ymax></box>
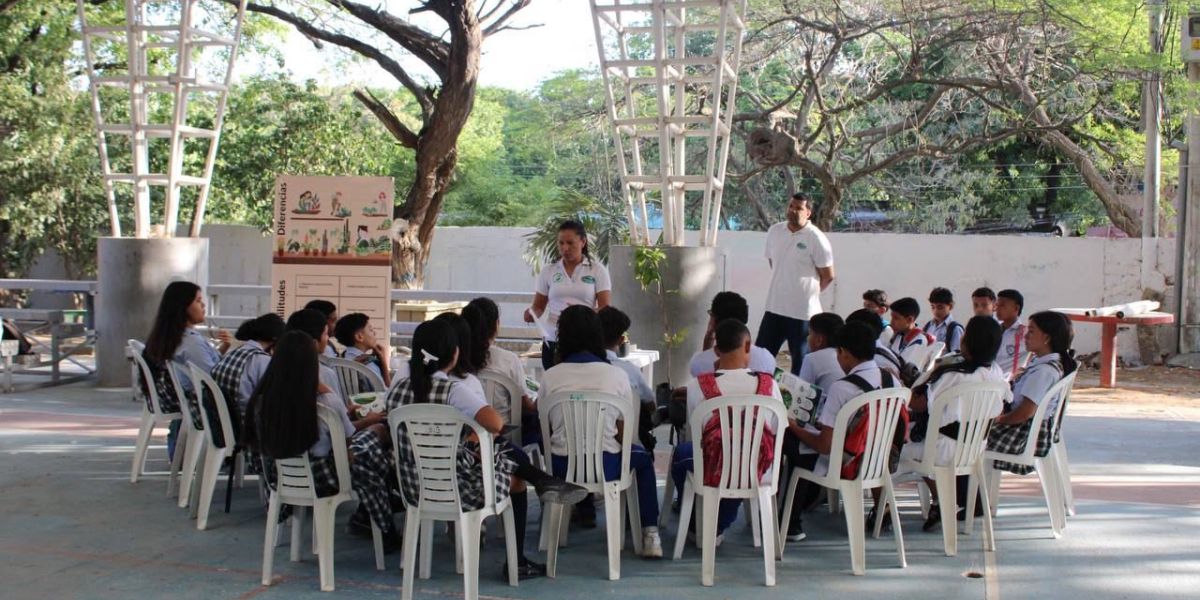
<box><xmin>521</xmin><ymin>189</ymin><xmax>629</xmax><ymax>273</ymax></box>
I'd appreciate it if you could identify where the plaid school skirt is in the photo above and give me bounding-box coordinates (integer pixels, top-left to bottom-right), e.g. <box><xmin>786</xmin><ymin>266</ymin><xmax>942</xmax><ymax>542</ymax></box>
<box><xmin>396</xmin><ymin>426</ymin><xmax>517</xmax><ymax>512</ymax></box>
<box><xmin>987</xmin><ymin>418</ymin><xmax>1054</xmax><ymax>475</ymax></box>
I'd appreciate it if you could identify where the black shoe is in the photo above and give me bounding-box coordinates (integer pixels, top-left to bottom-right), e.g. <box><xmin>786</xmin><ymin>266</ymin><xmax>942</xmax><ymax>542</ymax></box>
<box><xmin>381</xmin><ymin>528</ymin><xmax>402</xmax><ymax>554</ymax></box>
<box><xmin>786</xmin><ymin>521</ymin><xmax>806</xmax><ymax>542</ymax></box>
<box><xmin>867</xmin><ymin>506</ymin><xmax>891</xmax><ymax>532</ymax></box>
<box><xmin>572</xmin><ymin>504</ymin><xmax>597</xmax><ymax>529</ymax></box>
<box><xmin>346</xmin><ymin>510</ymin><xmax>373</xmax><ymax>538</ymax></box>
<box><xmin>923</xmin><ymin>504</ymin><xmax>941</xmax><ymax>532</ymax></box>
<box><xmin>536</xmin><ymin>478</ymin><xmax>588</xmax><ymax>506</ymax></box>
<box><xmin>502</xmin><ymin>558</ymin><xmax>547</xmax><ymax>580</ymax></box>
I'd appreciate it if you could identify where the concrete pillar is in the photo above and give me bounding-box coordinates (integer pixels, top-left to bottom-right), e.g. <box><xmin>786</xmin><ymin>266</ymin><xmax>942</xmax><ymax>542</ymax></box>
<box><xmin>610</xmin><ymin>245</ymin><xmax>725</xmax><ymax>386</ymax></box>
<box><xmin>96</xmin><ymin>237</ymin><xmax>209</xmax><ymax>387</ymax></box>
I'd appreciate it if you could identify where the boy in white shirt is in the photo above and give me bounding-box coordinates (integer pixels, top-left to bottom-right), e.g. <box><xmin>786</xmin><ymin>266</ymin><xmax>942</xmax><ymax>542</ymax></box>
<box><xmin>674</xmin><ymin>319</ymin><xmax>783</xmax><ymax>544</ymax></box>
<box><xmin>333</xmin><ymin>312</ymin><xmax>391</xmax><ymax>388</ymax></box>
<box><xmin>995</xmin><ymin>289</ymin><xmax>1027</xmax><ymax>379</ymax></box>
<box><xmin>889</xmin><ymin>297</ymin><xmax>933</xmax><ymax>356</ymax></box>
<box><xmin>971</xmin><ymin>287</ymin><xmax>997</xmax><ymax>319</ymax></box>
<box><xmin>862</xmin><ymin>289</ymin><xmax>893</xmax><ymax>343</ymax></box>
<box><xmin>782</xmin><ymin>311</ymin><xmax>844</xmax><ymax>541</ymax></box>
<box><xmin>923</xmin><ymin>287</ymin><xmax>963</xmax><ymax>353</ymax></box>
<box><xmin>689</xmin><ymin>291</ymin><xmax>777</xmax><ymax>376</ymax></box>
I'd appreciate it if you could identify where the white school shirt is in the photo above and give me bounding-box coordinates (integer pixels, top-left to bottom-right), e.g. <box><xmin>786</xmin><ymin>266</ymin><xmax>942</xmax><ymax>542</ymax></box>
<box><xmin>606</xmin><ymin>349</ymin><xmax>655</xmax><ymax>405</ymax></box>
<box><xmin>924</xmin><ymin>315</ymin><xmax>963</xmax><ymax>353</ymax></box>
<box><xmin>688</xmin><ymin>345</ymin><xmax>777</xmax><ymax>378</ymax></box>
<box><xmin>342</xmin><ymin>346</ymin><xmax>385</xmax><ymax>382</ymax></box>
<box><xmin>763</xmin><ymin>221</ymin><xmax>834</xmax><ymax>321</ymax></box>
<box><xmin>172</xmin><ymin>328</ymin><xmax>222</xmax><ymax>393</ymax></box>
<box><xmin>534</xmin><ymin>258</ymin><xmax>612</xmax><ymax>342</ymax></box>
<box><xmin>874</xmin><ymin>341</ymin><xmax>901</xmax><ymax>379</ymax></box>
<box><xmin>901</xmin><ymin>363</ymin><xmax>1006</xmax><ymax>466</ymax></box>
<box><xmin>481</xmin><ymin>346</ymin><xmax>533</xmax><ymax>422</ymax></box>
<box><xmin>812</xmin><ymin>361</ymin><xmax>887</xmax><ymax>476</ymax></box>
<box><xmin>684</xmin><ymin>368</ymin><xmax>782</xmax><ymax>432</ymax></box>
<box><xmin>540</xmin><ymin>361</ymin><xmax>634</xmax><ymax>455</ymax></box>
<box><xmin>889</xmin><ymin>328</ymin><xmax>930</xmax><ymax>356</ymax></box>
<box><xmin>236</xmin><ymin>341</ymin><xmax>272</xmax><ymax>413</ymax></box>
<box><xmin>318</xmin><ymin>363</ymin><xmax>344</xmax><ymax>405</ymax></box>
<box><xmin>431</xmin><ymin>370</ymin><xmax>490</xmax><ymax>421</ymax></box>
<box><xmin>1010</xmin><ymin>353</ymin><xmax>1065</xmax><ymax>416</ymax></box>
<box><xmin>797</xmin><ymin>346</ymin><xmax>845</xmax><ymax>395</ymax></box>
<box><xmin>311</xmin><ymin>390</ymin><xmax>355</xmax><ymax>458</ymax></box>
<box><xmin>996</xmin><ymin>320</ymin><xmax>1027</xmax><ymax>380</ymax></box>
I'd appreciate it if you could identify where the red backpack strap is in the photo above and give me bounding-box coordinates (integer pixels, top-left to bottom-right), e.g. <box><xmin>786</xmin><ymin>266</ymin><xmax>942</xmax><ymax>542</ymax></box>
<box><xmin>697</xmin><ymin>373</ymin><xmax>722</xmax><ymax>400</ymax></box>
<box><xmin>754</xmin><ymin>372</ymin><xmax>775</xmax><ymax>396</ymax></box>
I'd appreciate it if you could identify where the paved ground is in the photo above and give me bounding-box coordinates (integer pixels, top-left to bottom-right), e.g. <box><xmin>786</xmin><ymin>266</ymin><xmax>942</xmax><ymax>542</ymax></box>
<box><xmin>1</xmin><ymin>376</ymin><xmax>1198</xmax><ymax>599</ymax></box>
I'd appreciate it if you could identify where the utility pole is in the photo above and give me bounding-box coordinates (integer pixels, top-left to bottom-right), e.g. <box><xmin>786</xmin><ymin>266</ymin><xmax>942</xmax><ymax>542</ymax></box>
<box><xmin>1145</xmin><ymin>0</ymin><xmax>1163</xmax><ymax>241</ymax></box>
<box><xmin>1183</xmin><ymin>57</ymin><xmax>1200</xmax><ymax>355</ymax></box>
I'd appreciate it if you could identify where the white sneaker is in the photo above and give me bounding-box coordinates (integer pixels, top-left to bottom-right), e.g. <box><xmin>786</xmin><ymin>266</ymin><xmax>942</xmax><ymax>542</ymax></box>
<box><xmin>714</xmin><ymin>532</ymin><xmax>724</xmax><ymax>548</ymax></box>
<box><xmin>641</xmin><ymin>527</ymin><xmax>663</xmax><ymax>559</ymax></box>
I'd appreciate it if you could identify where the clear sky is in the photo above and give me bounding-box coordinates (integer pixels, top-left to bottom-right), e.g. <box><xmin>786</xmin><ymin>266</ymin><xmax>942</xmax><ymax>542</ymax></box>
<box><xmin>266</xmin><ymin>0</ymin><xmax>599</xmax><ymax>92</ymax></box>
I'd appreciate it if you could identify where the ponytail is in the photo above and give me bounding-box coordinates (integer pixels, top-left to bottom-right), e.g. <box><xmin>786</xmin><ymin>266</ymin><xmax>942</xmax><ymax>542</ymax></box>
<box><xmin>1029</xmin><ymin>311</ymin><xmax>1077</xmax><ymax>376</ymax></box>
<box><xmin>407</xmin><ymin>319</ymin><xmax>458</xmax><ymax>404</ymax></box>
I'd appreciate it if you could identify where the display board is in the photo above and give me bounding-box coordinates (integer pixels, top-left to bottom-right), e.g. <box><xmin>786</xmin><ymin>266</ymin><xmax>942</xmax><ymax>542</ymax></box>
<box><xmin>271</xmin><ymin>176</ymin><xmax>394</xmax><ymax>329</ymax></box>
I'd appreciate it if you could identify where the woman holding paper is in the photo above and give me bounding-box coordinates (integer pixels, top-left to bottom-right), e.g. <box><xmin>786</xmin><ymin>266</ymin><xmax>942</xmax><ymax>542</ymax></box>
<box><xmin>524</xmin><ymin>220</ymin><xmax>612</xmax><ymax>370</ymax></box>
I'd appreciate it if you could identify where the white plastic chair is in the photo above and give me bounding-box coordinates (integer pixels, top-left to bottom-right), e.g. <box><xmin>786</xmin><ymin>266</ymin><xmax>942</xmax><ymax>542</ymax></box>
<box><xmin>321</xmin><ymin>355</ymin><xmax>385</xmax><ymax>398</ymax></box>
<box><xmin>671</xmin><ymin>394</ymin><xmax>788</xmax><ymax>587</ymax></box>
<box><xmin>477</xmin><ymin>369</ymin><xmax>527</xmax><ymax>447</ymax></box>
<box><xmin>902</xmin><ymin>342</ymin><xmax>944</xmax><ymax>374</ymax></box>
<box><xmin>166</xmin><ymin>361</ymin><xmax>207</xmax><ymax>510</ymax></box>
<box><xmin>778</xmin><ymin>387</ymin><xmax>910</xmax><ymax>575</ymax></box>
<box><xmin>977</xmin><ymin>371</ymin><xmax>1077</xmax><ymax>539</ymax></box>
<box><xmin>389</xmin><ymin>404</ymin><xmax>519</xmax><ymax>600</ymax></box>
<box><xmin>1050</xmin><ymin>379</ymin><xmax>1077</xmax><ymax>516</ymax></box>
<box><xmin>892</xmin><ymin>382</ymin><xmax>1008</xmax><ymax>556</ymax></box>
<box><xmin>187</xmin><ymin>362</ymin><xmax>242</xmax><ymax>530</ymax></box>
<box><xmin>540</xmin><ymin>390</ymin><xmax>642</xmax><ymax>580</ymax></box>
<box><xmin>261</xmin><ymin>404</ymin><xmax>384</xmax><ymax>592</ymax></box>
<box><xmin>128</xmin><ymin>340</ymin><xmax>187</xmax><ymax>497</ymax></box>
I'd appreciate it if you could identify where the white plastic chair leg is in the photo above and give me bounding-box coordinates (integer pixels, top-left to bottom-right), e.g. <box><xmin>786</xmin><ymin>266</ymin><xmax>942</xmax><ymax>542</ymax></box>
<box><xmin>827</xmin><ymin>488</ymin><xmax>840</xmax><ymax>514</ymax></box>
<box><xmin>1054</xmin><ymin>442</ymin><xmax>1076</xmax><ymax>516</ymax></box>
<box><xmin>502</xmin><ymin>507</ymin><xmax>519</xmax><ymax>586</ymax></box>
<box><xmin>917</xmin><ymin>481</ymin><xmax>932</xmax><ymax>518</ymax></box>
<box><xmin>758</xmin><ymin>488</ymin><xmax>777</xmax><ymax>586</ymax></box>
<box><xmin>545</xmin><ymin>502</ymin><xmax>564</xmax><ymax>578</ymax></box>
<box><xmin>177</xmin><ymin>431</ymin><xmax>203</xmax><ymax>508</ymax></box>
<box><xmin>658</xmin><ymin>470</ymin><xmax>675</xmax><ymax>528</ymax></box>
<box><xmin>975</xmin><ymin>461</ymin><xmax>996</xmax><ymax>552</ymax></box>
<box><xmin>604</xmin><ymin>487</ymin><xmax>622</xmax><ymax>580</ymax></box>
<box><xmin>626</xmin><ymin>481</ymin><xmax>644</xmax><ymax>556</ymax></box>
<box><xmin>314</xmin><ymin>503</ymin><xmax>336</xmax><ymax>591</ymax></box>
<box><xmin>841</xmin><ymin>484</ymin><xmax>867</xmax><ymax>576</ymax></box>
<box><xmin>459</xmin><ymin>514</ymin><xmax>481</xmax><ymax>600</ymax></box>
<box><xmin>672</xmin><ymin>478</ymin><xmax>695</xmax><ymax>560</ymax></box>
<box><xmin>290</xmin><ymin>506</ymin><xmax>305</xmax><ymax>563</ymax></box>
<box><xmin>419</xmin><ymin>518</ymin><xmax>434</xmax><ymax>579</ymax></box>
<box><xmin>261</xmin><ymin>496</ymin><xmax>281</xmax><ymax>586</ymax></box>
<box><xmin>699</xmin><ymin>490</ymin><xmax>719</xmax><ymax>586</ymax></box>
<box><xmin>1037</xmin><ymin>458</ymin><xmax>1066</xmax><ymax>537</ymax></box>
<box><xmin>777</xmin><ymin>471</ymin><xmax>800</xmax><ymax>558</ymax></box>
<box><xmin>986</xmin><ymin>465</ymin><xmax>1001</xmax><ymax>517</ymax></box>
<box><xmin>196</xmin><ymin>448</ymin><xmax>224</xmax><ymax>529</ymax></box>
<box><xmin>884</xmin><ymin>478</ymin><xmax>906</xmax><ymax>568</ymax></box>
<box><xmin>369</xmin><ymin>520</ymin><xmax>385</xmax><ymax>571</ymax></box>
<box><xmin>933</xmin><ymin>468</ymin><xmax>958</xmax><ymax>556</ymax></box>
<box><xmin>130</xmin><ymin>411</ymin><xmax>154</xmax><ymax>483</ymax></box>
<box><xmin>401</xmin><ymin>511</ymin><xmax>421</xmax><ymax>600</ymax></box>
<box><xmin>168</xmin><ymin>424</ymin><xmax>187</xmax><ymax>497</ymax></box>
<box><xmin>747</xmin><ymin>498</ymin><xmax>762</xmax><ymax>548</ymax></box>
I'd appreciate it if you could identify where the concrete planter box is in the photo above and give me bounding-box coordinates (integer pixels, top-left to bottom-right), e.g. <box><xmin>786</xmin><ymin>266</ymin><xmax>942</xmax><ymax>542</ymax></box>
<box><xmin>394</xmin><ymin>300</ymin><xmax>467</xmax><ymax>323</ymax></box>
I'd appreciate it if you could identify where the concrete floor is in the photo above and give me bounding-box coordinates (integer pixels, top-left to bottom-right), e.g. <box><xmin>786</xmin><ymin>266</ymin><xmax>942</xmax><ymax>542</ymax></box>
<box><xmin>1</xmin><ymin>382</ymin><xmax>1197</xmax><ymax>599</ymax></box>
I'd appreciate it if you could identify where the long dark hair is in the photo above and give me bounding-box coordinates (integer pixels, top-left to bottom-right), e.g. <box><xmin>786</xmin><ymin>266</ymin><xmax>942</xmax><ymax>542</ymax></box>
<box><xmin>144</xmin><ymin>281</ymin><xmax>201</xmax><ymax>365</ymax></box>
<box><xmin>555</xmin><ymin>305</ymin><xmax>607</xmax><ymax>363</ymax></box>
<box><xmin>462</xmin><ymin>297</ymin><xmax>499</xmax><ymax>371</ymax></box>
<box><xmin>235</xmin><ymin>313</ymin><xmax>285</xmax><ymax>344</ymax></box>
<box><xmin>559</xmin><ymin>219</ymin><xmax>591</xmax><ymax>262</ymax></box>
<box><xmin>243</xmin><ymin>330</ymin><xmax>320</xmax><ymax>458</ymax></box>
<box><xmin>433</xmin><ymin>312</ymin><xmax>475</xmax><ymax>376</ymax></box>
<box><xmin>1028</xmin><ymin>311</ymin><xmax>1078</xmax><ymax>375</ymax></box>
<box><xmin>407</xmin><ymin>319</ymin><xmax>459</xmax><ymax>405</ymax></box>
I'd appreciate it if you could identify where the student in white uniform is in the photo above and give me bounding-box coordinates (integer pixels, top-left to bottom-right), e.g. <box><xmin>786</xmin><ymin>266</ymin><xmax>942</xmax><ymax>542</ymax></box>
<box><xmin>689</xmin><ymin>291</ymin><xmax>776</xmax><ymax>377</ymax></box>
<box><xmin>862</xmin><ymin>289</ymin><xmax>893</xmax><ymax>343</ymax></box>
<box><xmin>994</xmin><ymin>289</ymin><xmax>1027</xmax><ymax>379</ymax></box>
<box><xmin>304</xmin><ymin>299</ymin><xmax>340</xmax><ymax>358</ymax></box>
<box><xmin>782</xmin><ymin>311</ymin><xmax>844</xmax><ymax>541</ymax></box>
<box><xmin>971</xmin><ymin>287</ymin><xmax>998</xmax><ymax>319</ymax></box>
<box><xmin>526</xmin><ymin>220</ymin><xmax>612</xmax><ymax>371</ymax></box>
<box><xmin>463</xmin><ymin>297</ymin><xmax>539</xmax><ymax>447</ymax></box>
<box><xmin>757</xmin><ymin>194</ymin><xmax>835</xmax><ymax>375</ymax></box>
<box><xmin>334</xmin><ymin>312</ymin><xmax>391</xmax><ymax>388</ymax></box>
<box><xmin>888</xmin><ymin>297</ymin><xmax>933</xmax><ymax>356</ymax></box>
<box><xmin>286</xmin><ymin>309</ymin><xmax>346</xmax><ymax>404</ymax></box>
<box><xmin>902</xmin><ymin>316</ymin><xmax>1005</xmax><ymax>531</ymax></box>
<box><xmin>541</xmin><ymin>305</ymin><xmax>663</xmax><ymax>558</ymax></box>
<box><xmin>923</xmin><ymin>287</ymin><xmax>963</xmax><ymax>353</ymax></box>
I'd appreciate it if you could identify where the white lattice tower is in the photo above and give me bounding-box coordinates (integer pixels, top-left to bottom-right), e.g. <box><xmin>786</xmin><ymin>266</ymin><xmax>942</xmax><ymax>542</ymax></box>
<box><xmin>590</xmin><ymin>0</ymin><xmax>747</xmax><ymax>247</ymax></box>
<box><xmin>77</xmin><ymin>0</ymin><xmax>247</xmax><ymax>238</ymax></box>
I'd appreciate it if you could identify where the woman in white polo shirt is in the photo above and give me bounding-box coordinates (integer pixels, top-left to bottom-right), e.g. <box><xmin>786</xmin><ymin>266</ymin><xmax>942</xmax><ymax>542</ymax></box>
<box><xmin>525</xmin><ymin>220</ymin><xmax>612</xmax><ymax>370</ymax></box>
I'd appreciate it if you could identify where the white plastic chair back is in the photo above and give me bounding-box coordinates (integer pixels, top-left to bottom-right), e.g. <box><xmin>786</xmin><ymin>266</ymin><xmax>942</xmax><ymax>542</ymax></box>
<box><xmin>274</xmin><ymin>405</ymin><xmax>354</xmax><ymax>507</ymax></box>
<box><xmin>919</xmin><ymin>381</ymin><xmax>1009</xmax><ymax>473</ymax></box>
<box><xmin>1048</xmin><ymin>370</ymin><xmax>1077</xmax><ymax>443</ymax></box>
<box><xmin>321</xmin><ymin>355</ymin><xmax>385</xmax><ymax>397</ymax></box>
<box><xmin>688</xmin><ymin>394</ymin><xmax>788</xmax><ymax>497</ymax></box>
<box><xmin>539</xmin><ymin>391</ymin><xmax>633</xmax><ymax>490</ymax></box>
<box><xmin>825</xmin><ymin>387</ymin><xmax>912</xmax><ymax>487</ymax></box>
<box><xmin>986</xmin><ymin>371</ymin><xmax>1075</xmax><ymax>467</ymax></box>
<box><xmin>388</xmin><ymin>403</ymin><xmax>497</xmax><ymax>517</ymax></box>
<box><xmin>129</xmin><ymin>341</ymin><xmax>178</xmax><ymax>418</ymax></box>
<box><xmin>477</xmin><ymin>369</ymin><xmax>524</xmax><ymax>443</ymax></box>
<box><xmin>188</xmin><ymin>362</ymin><xmax>236</xmax><ymax>451</ymax></box>
<box><xmin>165</xmin><ymin>361</ymin><xmax>203</xmax><ymax>434</ymax></box>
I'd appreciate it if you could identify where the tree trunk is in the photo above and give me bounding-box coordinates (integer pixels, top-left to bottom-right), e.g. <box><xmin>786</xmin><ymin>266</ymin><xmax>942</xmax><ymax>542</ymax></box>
<box><xmin>812</xmin><ymin>181</ymin><xmax>843</xmax><ymax>231</ymax></box>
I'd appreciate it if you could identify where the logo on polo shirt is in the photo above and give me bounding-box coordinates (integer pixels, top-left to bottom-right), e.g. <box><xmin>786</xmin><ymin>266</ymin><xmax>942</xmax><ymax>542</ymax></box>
<box><xmin>1006</xmin><ymin>344</ymin><xmax>1015</xmax><ymax>355</ymax></box>
<box><xmin>553</xmin><ymin>272</ymin><xmax>564</xmax><ymax>283</ymax></box>
<box><xmin>796</xmin><ymin>242</ymin><xmax>807</xmax><ymax>250</ymax></box>
<box><xmin>582</xmin><ymin>275</ymin><xmax>595</xmax><ymax>284</ymax></box>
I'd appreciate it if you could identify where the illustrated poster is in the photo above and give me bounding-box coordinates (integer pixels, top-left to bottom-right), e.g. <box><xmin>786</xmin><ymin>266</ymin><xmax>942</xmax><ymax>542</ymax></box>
<box><xmin>271</xmin><ymin>175</ymin><xmax>394</xmax><ymax>333</ymax></box>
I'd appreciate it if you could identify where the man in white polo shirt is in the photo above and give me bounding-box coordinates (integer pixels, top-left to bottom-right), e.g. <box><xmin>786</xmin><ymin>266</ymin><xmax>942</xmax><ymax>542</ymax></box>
<box><xmin>757</xmin><ymin>194</ymin><xmax>835</xmax><ymax>375</ymax></box>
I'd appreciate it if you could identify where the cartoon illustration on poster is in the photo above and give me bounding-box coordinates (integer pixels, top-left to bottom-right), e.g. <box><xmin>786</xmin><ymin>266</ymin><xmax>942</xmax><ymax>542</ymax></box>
<box><xmin>272</xmin><ymin>175</ymin><xmax>394</xmax><ymax>331</ymax></box>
